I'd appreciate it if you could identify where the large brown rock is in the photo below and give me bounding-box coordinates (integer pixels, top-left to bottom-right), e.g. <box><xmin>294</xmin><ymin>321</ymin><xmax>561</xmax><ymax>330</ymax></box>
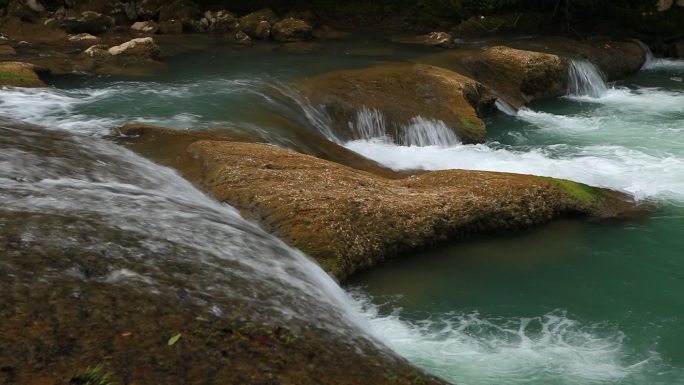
<box><xmin>461</xmin><ymin>46</ymin><xmax>567</xmax><ymax>107</ymax></box>
<box><xmin>299</xmin><ymin>63</ymin><xmax>495</xmax><ymax>144</ymax></box>
<box><xmin>59</xmin><ymin>11</ymin><xmax>115</xmax><ymax>35</ymax></box>
<box><xmin>272</xmin><ymin>17</ymin><xmax>313</xmax><ymax>42</ymax></box>
<box><xmin>158</xmin><ymin>0</ymin><xmax>199</xmax><ymax>29</ymax></box>
<box><xmin>0</xmin><ymin>61</ymin><xmax>45</xmax><ymax>87</ymax></box>
<box><xmin>188</xmin><ymin>141</ymin><xmax>638</xmax><ymax>281</ymax></box>
<box><xmin>239</xmin><ymin>8</ymin><xmax>278</xmax><ymax>40</ymax></box>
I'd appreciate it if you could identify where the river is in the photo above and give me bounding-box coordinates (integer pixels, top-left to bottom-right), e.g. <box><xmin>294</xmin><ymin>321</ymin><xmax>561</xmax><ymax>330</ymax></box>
<box><xmin>1</xmin><ymin>37</ymin><xmax>682</xmax><ymax>385</ymax></box>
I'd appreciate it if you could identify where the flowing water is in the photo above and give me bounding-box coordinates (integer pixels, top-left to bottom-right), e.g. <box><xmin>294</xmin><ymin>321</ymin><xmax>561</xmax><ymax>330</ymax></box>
<box><xmin>2</xmin><ymin>38</ymin><xmax>684</xmax><ymax>384</ymax></box>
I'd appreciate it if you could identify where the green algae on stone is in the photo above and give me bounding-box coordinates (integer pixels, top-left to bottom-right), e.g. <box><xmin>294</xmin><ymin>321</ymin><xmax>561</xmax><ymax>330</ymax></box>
<box><xmin>0</xmin><ymin>62</ymin><xmax>45</xmax><ymax>87</ymax></box>
<box><xmin>542</xmin><ymin>177</ymin><xmax>600</xmax><ymax>205</ymax></box>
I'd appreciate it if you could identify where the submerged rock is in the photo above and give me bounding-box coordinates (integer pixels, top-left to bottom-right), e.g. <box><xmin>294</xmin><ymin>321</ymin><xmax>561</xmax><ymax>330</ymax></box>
<box><xmin>299</xmin><ymin>63</ymin><xmax>495</xmax><ymax>144</ymax></box>
<box><xmin>461</xmin><ymin>46</ymin><xmax>567</xmax><ymax>107</ymax></box>
<box><xmin>395</xmin><ymin>31</ymin><xmax>454</xmax><ymax>48</ymax></box>
<box><xmin>0</xmin><ymin>61</ymin><xmax>45</xmax><ymax>87</ymax></box>
<box><xmin>187</xmin><ymin>141</ymin><xmax>640</xmax><ymax>281</ymax></box>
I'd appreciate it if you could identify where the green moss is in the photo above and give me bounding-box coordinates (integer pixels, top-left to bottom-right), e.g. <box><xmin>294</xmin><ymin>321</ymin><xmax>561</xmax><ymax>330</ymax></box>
<box><xmin>543</xmin><ymin>177</ymin><xmax>600</xmax><ymax>204</ymax></box>
<box><xmin>0</xmin><ymin>70</ymin><xmax>32</xmax><ymax>81</ymax></box>
<box><xmin>458</xmin><ymin>116</ymin><xmax>484</xmax><ymax>134</ymax></box>
<box><xmin>70</xmin><ymin>365</ymin><xmax>117</xmax><ymax>385</ymax></box>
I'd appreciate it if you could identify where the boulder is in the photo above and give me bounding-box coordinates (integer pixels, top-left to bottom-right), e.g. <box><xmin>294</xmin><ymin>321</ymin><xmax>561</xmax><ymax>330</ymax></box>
<box><xmin>83</xmin><ymin>44</ymin><xmax>109</xmax><ymax>59</ymax></box>
<box><xmin>0</xmin><ymin>61</ymin><xmax>45</xmax><ymax>87</ymax></box>
<box><xmin>107</xmin><ymin>37</ymin><xmax>160</xmax><ymax>59</ymax></box>
<box><xmin>554</xmin><ymin>39</ymin><xmax>646</xmax><ymax>81</ymax></box>
<box><xmin>60</xmin><ymin>11</ymin><xmax>115</xmax><ymax>35</ymax></box>
<box><xmin>186</xmin><ymin>141</ymin><xmax>639</xmax><ymax>281</ymax></box>
<box><xmin>68</xmin><ymin>33</ymin><xmax>100</xmax><ymax>43</ymax></box>
<box><xmin>136</xmin><ymin>0</ymin><xmax>162</xmax><ymax>20</ymax></box>
<box><xmin>204</xmin><ymin>10</ymin><xmax>239</xmax><ymax>34</ymax></box>
<box><xmin>299</xmin><ymin>63</ymin><xmax>495</xmax><ymax>144</ymax></box>
<box><xmin>158</xmin><ymin>0</ymin><xmax>198</xmax><ymax>29</ymax></box>
<box><xmin>6</xmin><ymin>0</ymin><xmax>43</xmax><ymax>19</ymax></box>
<box><xmin>131</xmin><ymin>20</ymin><xmax>159</xmax><ymax>34</ymax></box>
<box><xmin>461</xmin><ymin>46</ymin><xmax>567</xmax><ymax>107</ymax></box>
<box><xmin>239</xmin><ymin>8</ymin><xmax>278</xmax><ymax>40</ymax></box>
<box><xmin>272</xmin><ymin>17</ymin><xmax>313</xmax><ymax>42</ymax></box>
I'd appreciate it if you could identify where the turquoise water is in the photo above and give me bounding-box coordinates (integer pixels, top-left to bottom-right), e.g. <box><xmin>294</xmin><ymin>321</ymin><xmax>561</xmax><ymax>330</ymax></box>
<box><xmin>2</xmin><ymin>39</ymin><xmax>684</xmax><ymax>385</ymax></box>
<box><xmin>346</xmin><ymin>62</ymin><xmax>684</xmax><ymax>384</ymax></box>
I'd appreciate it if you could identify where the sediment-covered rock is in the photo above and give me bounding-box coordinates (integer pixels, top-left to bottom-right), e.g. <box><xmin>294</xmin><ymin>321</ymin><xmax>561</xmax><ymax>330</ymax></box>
<box><xmin>113</xmin><ymin>124</ymin><xmax>401</xmax><ymax>180</ymax></box>
<box><xmin>0</xmin><ymin>61</ymin><xmax>45</xmax><ymax>87</ymax></box>
<box><xmin>461</xmin><ymin>46</ymin><xmax>567</xmax><ymax>107</ymax></box>
<box><xmin>299</xmin><ymin>63</ymin><xmax>495</xmax><ymax>144</ymax></box>
<box><xmin>272</xmin><ymin>17</ymin><xmax>313</xmax><ymax>41</ymax></box>
<box><xmin>239</xmin><ymin>8</ymin><xmax>278</xmax><ymax>40</ymax></box>
<box><xmin>158</xmin><ymin>0</ymin><xmax>199</xmax><ymax>29</ymax></box>
<box><xmin>395</xmin><ymin>31</ymin><xmax>454</xmax><ymax>48</ymax></box>
<box><xmin>203</xmin><ymin>10</ymin><xmax>239</xmax><ymax>34</ymax></box>
<box><xmin>107</xmin><ymin>37</ymin><xmax>160</xmax><ymax>59</ymax></box>
<box><xmin>188</xmin><ymin>141</ymin><xmax>638</xmax><ymax>281</ymax></box>
<box><xmin>131</xmin><ymin>20</ymin><xmax>159</xmax><ymax>34</ymax></box>
<box><xmin>60</xmin><ymin>11</ymin><xmax>115</xmax><ymax>35</ymax></box>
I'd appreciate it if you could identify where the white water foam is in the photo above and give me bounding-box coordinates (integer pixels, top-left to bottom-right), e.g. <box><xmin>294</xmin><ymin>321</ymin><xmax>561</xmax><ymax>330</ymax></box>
<box><xmin>345</xmin><ymin>140</ymin><xmax>684</xmax><ymax>201</ymax></box>
<box><xmin>350</xmin><ymin>292</ymin><xmax>655</xmax><ymax>385</ymax></box>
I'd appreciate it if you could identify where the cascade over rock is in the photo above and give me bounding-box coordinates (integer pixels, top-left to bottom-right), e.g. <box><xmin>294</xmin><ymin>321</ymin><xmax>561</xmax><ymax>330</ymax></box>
<box><xmin>299</xmin><ymin>63</ymin><xmax>495</xmax><ymax>144</ymax></box>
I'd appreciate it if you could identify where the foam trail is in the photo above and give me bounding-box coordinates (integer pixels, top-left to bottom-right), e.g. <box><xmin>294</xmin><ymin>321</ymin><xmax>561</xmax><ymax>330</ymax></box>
<box><xmin>566</xmin><ymin>59</ymin><xmax>608</xmax><ymax>98</ymax></box>
<box><xmin>345</xmin><ymin>140</ymin><xmax>684</xmax><ymax>202</ymax></box>
<box><xmin>350</xmin><ymin>292</ymin><xmax>656</xmax><ymax>385</ymax></box>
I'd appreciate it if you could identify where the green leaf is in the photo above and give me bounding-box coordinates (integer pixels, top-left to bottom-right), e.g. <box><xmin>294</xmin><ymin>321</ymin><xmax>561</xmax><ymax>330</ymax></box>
<box><xmin>168</xmin><ymin>333</ymin><xmax>182</xmax><ymax>346</ymax></box>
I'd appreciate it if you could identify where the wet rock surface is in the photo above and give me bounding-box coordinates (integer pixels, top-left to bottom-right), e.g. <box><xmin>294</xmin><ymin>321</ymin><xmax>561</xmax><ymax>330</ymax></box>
<box><xmin>186</xmin><ymin>141</ymin><xmax>639</xmax><ymax>281</ymax></box>
<box><xmin>0</xmin><ymin>60</ymin><xmax>44</xmax><ymax>86</ymax></box>
<box><xmin>0</xmin><ymin>119</ymin><xmax>447</xmax><ymax>385</ymax></box>
<box><xmin>461</xmin><ymin>46</ymin><xmax>567</xmax><ymax>107</ymax></box>
<box><xmin>299</xmin><ymin>63</ymin><xmax>495</xmax><ymax>144</ymax></box>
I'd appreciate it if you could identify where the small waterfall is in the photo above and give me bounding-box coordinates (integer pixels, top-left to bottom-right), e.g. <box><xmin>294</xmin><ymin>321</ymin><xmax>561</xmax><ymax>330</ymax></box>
<box><xmin>495</xmin><ymin>99</ymin><xmax>518</xmax><ymax>116</ymax></box>
<box><xmin>566</xmin><ymin>59</ymin><xmax>608</xmax><ymax>98</ymax></box>
<box><xmin>350</xmin><ymin>107</ymin><xmax>460</xmax><ymax>147</ymax></box>
<box><xmin>352</xmin><ymin>107</ymin><xmax>389</xmax><ymax>140</ymax></box>
<box><xmin>634</xmin><ymin>40</ymin><xmax>656</xmax><ymax>69</ymax></box>
<box><xmin>401</xmin><ymin>116</ymin><xmax>461</xmax><ymax>147</ymax></box>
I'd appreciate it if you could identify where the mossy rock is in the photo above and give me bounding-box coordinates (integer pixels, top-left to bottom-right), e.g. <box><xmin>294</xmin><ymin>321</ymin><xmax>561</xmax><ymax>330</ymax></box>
<box><xmin>0</xmin><ymin>61</ymin><xmax>45</xmax><ymax>87</ymax></box>
<box><xmin>187</xmin><ymin>141</ymin><xmax>642</xmax><ymax>281</ymax></box>
<box><xmin>299</xmin><ymin>63</ymin><xmax>496</xmax><ymax>144</ymax></box>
